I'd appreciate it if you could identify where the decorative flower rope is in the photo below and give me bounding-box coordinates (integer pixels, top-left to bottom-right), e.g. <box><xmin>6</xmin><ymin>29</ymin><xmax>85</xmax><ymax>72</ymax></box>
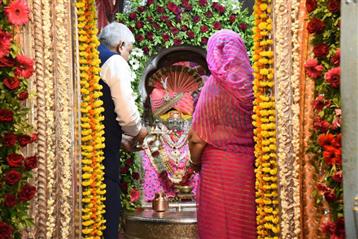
<box><xmin>76</xmin><ymin>0</ymin><xmax>107</xmax><ymax>237</ymax></box>
<box><xmin>41</xmin><ymin>0</ymin><xmax>56</xmax><ymax>237</ymax></box>
<box><xmin>273</xmin><ymin>0</ymin><xmax>302</xmax><ymax>237</ymax></box>
<box><xmin>54</xmin><ymin>0</ymin><xmax>73</xmax><ymax>237</ymax></box>
<box><xmin>32</xmin><ymin>0</ymin><xmax>47</xmax><ymax>237</ymax></box>
<box><xmin>252</xmin><ymin>0</ymin><xmax>280</xmax><ymax>238</ymax></box>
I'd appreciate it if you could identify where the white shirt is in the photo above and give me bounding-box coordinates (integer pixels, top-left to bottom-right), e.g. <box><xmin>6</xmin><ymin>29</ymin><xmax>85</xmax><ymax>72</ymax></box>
<box><xmin>100</xmin><ymin>54</ymin><xmax>141</xmax><ymax>137</ymax></box>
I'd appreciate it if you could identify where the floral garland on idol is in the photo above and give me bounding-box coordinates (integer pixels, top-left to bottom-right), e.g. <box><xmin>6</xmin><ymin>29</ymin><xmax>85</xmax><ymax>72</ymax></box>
<box><xmin>304</xmin><ymin>0</ymin><xmax>343</xmax><ymax>237</ymax></box>
<box><xmin>0</xmin><ymin>1</ymin><xmax>37</xmax><ymax>238</ymax></box>
<box><xmin>76</xmin><ymin>0</ymin><xmax>107</xmax><ymax>237</ymax></box>
<box><xmin>117</xmin><ymin>0</ymin><xmax>253</xmax><ymax>210</ymax></box>
<box><xmin>252</xmin><ymin>0</ymin><xmax>280</xmax><ymax>238</ymax></box>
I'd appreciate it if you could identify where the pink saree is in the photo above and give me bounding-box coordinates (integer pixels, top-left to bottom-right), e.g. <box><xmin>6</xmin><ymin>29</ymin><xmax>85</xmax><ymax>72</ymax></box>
<box><xmin>192</xmin><ymin>30</ymin><xmax>256</xmax><ymax>239</ymax></box>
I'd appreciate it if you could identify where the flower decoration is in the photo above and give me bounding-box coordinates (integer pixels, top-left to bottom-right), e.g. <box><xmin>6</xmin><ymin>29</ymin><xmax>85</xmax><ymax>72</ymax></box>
<box><xmin>117</xmin><ymin>0</ymin><xmax>253</xmax><ymax>211</ymax></box>
<box><xmin>0</xmin><ymin>1</ymin><xmax>37</xmax><ymax>238</ymax></box>
<box><xmin>252</xmin><ymin>0</ymin><xmax>280</xmax><ymax>238</ymax></box>
<box><xmin>305</xmin><ymin>0</ymin><xmax>343</xmax><ymax>237</ymax></box>
<box><xmin>76</xmin><ymin>0</ymin><xmax>107</xmax><ymax>237</ymax></box>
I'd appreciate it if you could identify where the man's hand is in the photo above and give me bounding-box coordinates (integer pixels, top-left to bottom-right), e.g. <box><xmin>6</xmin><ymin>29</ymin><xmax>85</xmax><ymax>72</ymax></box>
<box><xmin>134</xmin><ymin>127</ymin><xmax>148</xmax><ymax>145</ymax></box>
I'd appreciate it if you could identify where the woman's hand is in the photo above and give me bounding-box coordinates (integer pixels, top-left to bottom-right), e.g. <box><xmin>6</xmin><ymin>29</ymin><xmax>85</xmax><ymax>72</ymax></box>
<box><xmin>188</xmin><ymin>129</ymin><xmax>207</xmax><ymax>172</ymax></box>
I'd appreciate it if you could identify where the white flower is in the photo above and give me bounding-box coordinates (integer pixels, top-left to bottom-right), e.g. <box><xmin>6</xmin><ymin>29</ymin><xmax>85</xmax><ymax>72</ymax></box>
<box><xmin>129</xmin><ymin>58</ymin><xmax>140</xmax><ymax>70</ymax></box>
<box><xmin>131</xmin><ymin>48</ymin><xmax>144</xmax><ymax>58</ymax></box>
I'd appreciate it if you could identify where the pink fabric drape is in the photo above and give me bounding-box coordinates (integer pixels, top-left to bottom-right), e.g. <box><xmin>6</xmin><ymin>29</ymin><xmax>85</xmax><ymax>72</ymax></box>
<box><xmin>96</xmin><ymin>0</ymin><xmax>121</xmax><ymax>31</ymax></box>
<box><xmin>192</xmin><ymin>30</ymin><xmax>254</xmax><ymax>153</ymax></box>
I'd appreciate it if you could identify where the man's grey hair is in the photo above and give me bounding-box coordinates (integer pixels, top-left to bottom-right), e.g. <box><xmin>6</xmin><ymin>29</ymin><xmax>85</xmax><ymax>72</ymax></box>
<box><xmin>99</xmin><ymin>22</ymin><xmax>135</xmax><ymax>49</ymax></box>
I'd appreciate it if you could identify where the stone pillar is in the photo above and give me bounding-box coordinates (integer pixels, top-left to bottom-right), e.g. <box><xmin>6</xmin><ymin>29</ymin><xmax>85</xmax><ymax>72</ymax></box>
<box><xmin>341</xmin><ymin>1</ymin><xmax>358</xmax><ymax>238</ymax></box>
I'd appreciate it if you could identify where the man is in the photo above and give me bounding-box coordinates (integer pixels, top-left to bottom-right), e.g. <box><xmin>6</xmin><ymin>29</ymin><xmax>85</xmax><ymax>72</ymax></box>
<box><xmin>98</xmin><ymin>22</ymin><xmax>147</xmax><ymax>239</ymax></box>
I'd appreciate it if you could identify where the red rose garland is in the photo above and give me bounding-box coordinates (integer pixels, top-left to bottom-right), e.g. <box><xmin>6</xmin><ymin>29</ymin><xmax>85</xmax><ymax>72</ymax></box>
<box><xmin>305</xmin><ymin>0</ymin><xmax>344</xmax><ymax>237</ymax></box>
<box><xmin>0</xmin><ymin>0</ymin><xmax>37</xmax><ymax>238</ymax></box>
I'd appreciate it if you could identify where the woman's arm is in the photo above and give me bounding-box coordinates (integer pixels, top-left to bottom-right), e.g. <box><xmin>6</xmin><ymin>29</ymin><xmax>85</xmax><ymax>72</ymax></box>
<box><xmin>188</xmin><ymin>130</ymin><xmax>207</xmax><ymax>171</ymax></box>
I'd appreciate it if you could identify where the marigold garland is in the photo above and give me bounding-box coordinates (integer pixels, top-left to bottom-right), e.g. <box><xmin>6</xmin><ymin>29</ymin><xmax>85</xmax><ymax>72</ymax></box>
<box><xmin>76</xmin><ymin>0</ymin><xmax>107</xmax><ymax>238</ymax></box>
<box><xmin>252</xmin><ymin>0</ymin><xmax>280</xmax><ymax>238</ymax></box>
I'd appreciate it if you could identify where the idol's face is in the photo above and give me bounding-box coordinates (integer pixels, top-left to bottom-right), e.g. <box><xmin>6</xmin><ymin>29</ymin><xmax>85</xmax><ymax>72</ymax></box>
<box><xmin>117</xmin><ymin>42</ymin><xmax>133</xmax><ymax>61</ymax></box>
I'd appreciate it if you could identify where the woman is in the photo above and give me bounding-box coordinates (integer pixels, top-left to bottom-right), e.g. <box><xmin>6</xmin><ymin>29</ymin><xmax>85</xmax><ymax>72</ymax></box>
<box><xmin>189</xmin><ymin>30</ymin><xmax>256</xmax><ymax>238</ymax></box>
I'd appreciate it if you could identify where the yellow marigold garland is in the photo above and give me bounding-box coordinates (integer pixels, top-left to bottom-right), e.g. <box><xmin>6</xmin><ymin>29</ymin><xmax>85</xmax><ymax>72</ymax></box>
<box><xmin>76</xmin><ymin>1</ymin><xmax>106</xmax><ymax>238</ymax></box>
<box><xmin>252</xmin><ymin>0</ymin><xmax>280</xmax><ymax>238</ymax></box>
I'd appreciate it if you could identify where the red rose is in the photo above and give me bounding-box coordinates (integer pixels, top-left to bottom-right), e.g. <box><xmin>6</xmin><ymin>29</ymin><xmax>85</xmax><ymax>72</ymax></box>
<box><xmin>3</xmin><ymin>133</ymin><xmax>17</xmax><ymax>147</ymax></box>
<box><xmin>314</xmin><ymin>117</ymin><xmax>331</xmax><ymax>133</ymax></box>
<box><xmin>0</xmin><ymin>109</ymin><xmax>14</xmax><ymax>122</ymax></box>
<box><xmin>157</xmin><ymin>6</ymin><xmax>165</xmax><ymax>13</ymax></box>
<box><xmin>15</xmin><ymin>54</ymin><xmax>34</xmax><ymax>79</ymax></box>
<box><xmin>143</xmin><ymin>47</ymin><xmax>149</xmax><ymax>54</ymax></box>
<box><xmin>229</xmin><ymin>14</ymin><xmax>237</xmax><ymax>23</ymax></box>
<box><xmin>201</xmin><ymin>37</ymin><xmax>208</xmax><ymax>44</ymax></box>
<box><xmin>18</xmin><ymin>183</ymin><xmax>36</xmax><ymax>202</ymax></box>
<box><xmin>0</xmin><ymin>56</ymin><xmax>15</xmax><ymax>67</ymax></box>
<box><xmin>146</xmin><ymin>0</ymin><xmax>154</xmax><ymax>5</ymax></box>
<box><xmin>317</xmin><ymin>133</ymin><xmax>336</xmax><ymax>147</ymax></box>
<box><xmin>186</xmin><ymin>31</ymin><xmax>195</xmax><ymax>39</ymax></box>
<box><xmin>0</xmin><ymin>221</ymin><xmax>13</xmax><ymax>239</ymax></box>
<box><xmin>335</xmin><ymin>133</ymin><xmax>342</xmax><ymax>147</ymax></box>
<box><xmin>332</xmin><ymin>170</ymin><xmax>343</xmax><ymax>183</ymax></box>
<box><xmin>330</xmin><ymin>49</ymin><xmax>340</xmax><ymax>66</ymax></box>
<box><xmin>146</xmin><ymin>32</ymin><xmax>154</xmax><ymax>40</ymax></box>
<box><xmin>324</xmin><ymin>190</ymin><xmax>337</xmax><ymax>202</ymax></box>
<box><xmin>176</xmin><ymin>14</ymin><xmax>182</xmax><ymax>22</ymax></box>
<box><xmin>4</xmin><ymin>170</ymin><xmax>22</xmax><ymax>185</ymax></box>
<box><xmin>313</xmin><ymin>95</ymin><xmax>330</xmax><ymax>111</ymax></box>
<box><xmin>18</xmin><ymin>91</ymin><xmax>29</xmax><ymax>101</ymax></box>
<box><xmin>171</xmin><ymin>27</ymin><xmax>179</xmax><ymax>35</ymax></box>
<box><xmin>17</xmin><ymin>134</ymin><xmax>32</xmax><ymax>147</ymax></box>
<box><xmin>313</xmin><ymin>43</ymin><xmax>329</xmax><ymax>58</ymax></box>
<box><xmin>213</xmin><ymin>21</ymin><xmax>222</xmax><ymax>30</ymax></box>
<box><xmin>0</xmin><ymin>29</ymin><xmax>12</xmax><ymax>58</ymax></box>
<box><xmin>167</xmin><ymin>2</ymin><xmax>180</xmax><ymax>14</ymax></box>
<box><xmin>335</xmin><ymin>217</ymin><xmax>345</xmax><ymax>236</ymax></box>
<box><xmin>321</xmin><ymin>221</ymin><xmax>336</xmax><ymax>234</ymax></box>
<box><xmin>130</xmin><ymin>188</ymin><xmax>140</xmax><ymax>202</ymax></box>
<box><xmin>135</xmin><ymin>21</ymin><xmax>144</xmax><ymax>29</ymax></box>
<box><xmin>181</xmin><ymin>25</ymin><xmax>188</xmax><ymax>31</ymax></box>
<box><xmin>146</xmin><ymin>16</ymin><xmax>153</xmax><ymax>22</ymax></box>
<box><xmin>317</xmin><ymin>183</ymin><xmax>330</xmax><ymax>192</ymax></box>
<box><xmin>137</xmin><ymin>6</ymin><xmax>145</xmax><ymax>12</ymax></box>
<box><xmin>328</xmin><ymin>0</ymin><xmax>340</xmax><ymax>13</ymax></box>
<box><xmin>132</xmin><ymin>172</ymin><xmax>140</xmax><ymax>180</ymax></box>
<box><xmin>199</xmin><ymin>0</ymin><xmax>208</xmax><ymax>6</ymax></box>
<box><xmin>24</xmin><ymin>156</ymin><xmax>37</xmax><ymax>170</ymax></box>
<box><xmin>160</xmin><ymin>15</ymin><xmax>168</xmax><ymax>21</ymax></box>
<box><xmin>306</xmin><ymin>0</ymin><xmax>317</xmax><ymax>12</ymax></box>
<box><xmin>200</xmin><ymin>25</ymin><xmax>208</xmax><ymax>33</ymax></box>
<box><xmin>325</xmin><ymin>67</ymin><xmax>340</xmax><ymax>88</ymax></box>
<box><xmin>193</xmin><ymin>15</ymin><xmax>200</xmax><ymax>23</ymax></box>
<box><xmin>129</xmin><ymin>12</ymin><xmax>137</xmax><ymax>20</ymax></box>
<box><xmin>6</xmin><ymin>153</ymin><xmax>24</xmax><ymax>167</ymax></box>
<box><xmin>307</xmin><ymin>18</ymin><xmax>325</xmax><ymax>34</ymax></box>
<box><xmin>205</xmin><ymin>11</ymin><xmax>213</xmax><ymax>18</ymax></box>
<box><xmin>4</xmin><ymin>194</ymin><xmax>17</xmax><ymax>207</ymax></box>
<box><xmin>3</xmin><ymin>77</ymin><xmax>20</xmax><ymax>90</ymax></box>
<box><xmin>152</xmin><ymin>22</ymin><xmax>160</xmax><ymax>30</ymax></box>
<box><xmin>120</xmin><ymin>182</ymin><xmax>128</xmax><ymax>192</ymax></box>
<box><xmin>239</xmin><ymin>23</ymin><xmax>248</xmax><ymax>31</ymax></box>
<box><xmin>162</xmin><ymin>33</ymin><xmax>170</xmax><ymax>42</ymax></box>
<box><xmin>126</xmin><ymin>158</ymin><xmax>134</xmax><ymax>166</ymax></box>
<box><xmin>304</xmin><ymin>59</ymin><xmax>324</xmax><ymax>79</ymax></box>
<box><xmin>174</xmin><ymin>38</ymin><xmax>182</xmax><ymax>46</ymax></box>
<box><xmin>120</xmin><ymin>166</ymin><xmax>129</xmax><ymax>175</ymax></box>
<box><xmin>166</xmin><ymin>21</ymin><xmax>173</xmax><ymax>28</ymax></box>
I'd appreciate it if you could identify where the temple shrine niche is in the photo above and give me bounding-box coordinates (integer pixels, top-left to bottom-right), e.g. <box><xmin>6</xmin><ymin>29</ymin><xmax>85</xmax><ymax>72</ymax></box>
<box><xmin>123</xmin><ymin>46</ymin><xmax>209</xmax><ymax>239</ymax></box>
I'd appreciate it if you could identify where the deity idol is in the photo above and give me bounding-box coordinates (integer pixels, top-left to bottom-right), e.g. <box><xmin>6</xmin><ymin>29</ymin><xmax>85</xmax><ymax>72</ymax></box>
<box><xmin>141</xmin><ymin>65</ymin><xmax>203</xmax><ymax>201</ymax></box>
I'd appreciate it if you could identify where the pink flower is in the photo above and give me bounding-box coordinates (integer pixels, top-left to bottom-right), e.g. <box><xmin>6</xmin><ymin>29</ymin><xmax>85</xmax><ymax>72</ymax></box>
<box><xmin>325</xmin><ymin>67</ymin><xmax>340</xmax><ymax>88</ymax></box>
<box><xmin>313</xmin><ymin>95</ymin><xmax>330</xmax><ymax>111</ymax></box>
<box><xmin>321</xmin><ymin>221</ymin><xmax>336</xmax><ymax>234</ymax></box>
<box><xmin>0</xmin><ymin>29</ymin><xmax>12</xmax><ymax>58</ymax></box>
<box><xmin>4</xmin><ymin>0</ymin><xmax>30</xmax><ymax>26</ymax></box>
<box><xmin>304</xmin><ymin>59</ymin><xmax>324</xmax><ymax>79</ymax></box>
<box><xmin>330</xmin><ymin>49</ymin><xmax>340</xmax><ymax>66</ymax></box>
<box><xmin>15</xmin><ymin>55</ymin><xmax>34</xmax><ymax>79</ymax></box>
<box><xmin>130</xmin><ymin>188</ymin><xmax>140</xmax><ymax>202</ymax></box>
<box><xmin>332</xmin><ymin>170</ymin><xmax>343</xmax><ymax>183</ymax></box>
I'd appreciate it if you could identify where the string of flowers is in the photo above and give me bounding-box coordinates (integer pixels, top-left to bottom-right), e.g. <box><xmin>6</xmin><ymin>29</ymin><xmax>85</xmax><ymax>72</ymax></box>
<box><xmin>252</xmin><ymin>0</ymin><xmax>280</xmax><ymax>237</ymax></box>
<box><xmin>54</xmin><ymin>0</ymin><xmax>73</xmax><ymax>237</ymax></box>
<box><xmin>304</xmin><ymin>0</ymin><xmax>343</xmax><ymax>237</ymax></box>
<box><xmin>117</xmin><ymin>0</ymin><xmax>253</xmax><ymax>210</ymax></box>
<box><xmin>31</xmin><ymin>0</ymin><xmax>47</xmax><ymax>237</ymax></box>
<box><xmin>0</xmin><ymin>1</ymin><xmax>37</xmax><ymax>238</ymax></box>
<box><xmin>40</xmin><ymin>0</ymin><xmax>57</xmax><ymax>237</ymax></box>
<box><xmin>273</xmin><ymin>0</ymin><xmax>302</xmax><ymax>236</ymax></box>
<box><xmin>76</xmin><ymin>0</ymin><xmax>107</xmax><ymax>238</ymax></box>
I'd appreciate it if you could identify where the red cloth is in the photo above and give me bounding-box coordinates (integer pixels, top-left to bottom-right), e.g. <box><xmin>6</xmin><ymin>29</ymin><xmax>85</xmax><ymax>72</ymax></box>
<box><xmin>96</xmin><ymin>0</ymin><xmax>121</xmax><ymax>31</ymax></box>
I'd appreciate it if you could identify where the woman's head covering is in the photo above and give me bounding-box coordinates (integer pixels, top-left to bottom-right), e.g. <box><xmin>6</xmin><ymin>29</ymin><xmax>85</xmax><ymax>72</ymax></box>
<box><xmin>206</xmin><ymin>29</ymin><xmax>253</xmax><ymax>104</ymax></box>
